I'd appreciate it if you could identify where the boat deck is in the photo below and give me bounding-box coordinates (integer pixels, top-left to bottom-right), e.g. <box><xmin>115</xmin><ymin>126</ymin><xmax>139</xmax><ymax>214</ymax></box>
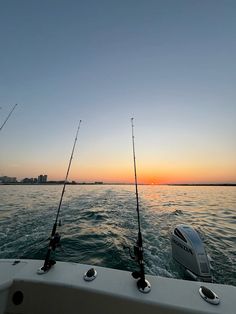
<box><xmin>0</xmin><ymin>259</ymin><xmax>235</xmax><ymax>314</ymax></box>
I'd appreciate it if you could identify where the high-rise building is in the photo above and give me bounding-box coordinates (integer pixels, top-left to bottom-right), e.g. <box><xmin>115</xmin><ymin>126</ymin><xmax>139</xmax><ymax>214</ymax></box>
<box><xmin>38</xmin><ymin>174</ymin><xmax>47</xmax><ymax>183</ymax></box>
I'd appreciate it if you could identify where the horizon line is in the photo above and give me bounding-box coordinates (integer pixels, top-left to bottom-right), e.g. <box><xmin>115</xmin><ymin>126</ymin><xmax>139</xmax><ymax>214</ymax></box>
<box><xmin>1</xmin><ymin>181</ymin><xmax>236</xmax><ymax>186</ymax></box>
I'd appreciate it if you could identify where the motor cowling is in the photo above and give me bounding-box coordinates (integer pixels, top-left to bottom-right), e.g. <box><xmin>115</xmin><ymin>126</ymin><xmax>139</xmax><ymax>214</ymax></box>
<box><xmin>171</xmin><ymin>224</ymin><xmax>212</xmax><ymax>282</ymax></box>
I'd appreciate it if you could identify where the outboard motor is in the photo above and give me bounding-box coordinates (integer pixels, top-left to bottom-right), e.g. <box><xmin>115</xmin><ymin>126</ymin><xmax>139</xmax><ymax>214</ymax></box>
<box><xmin>171</xmin><ymin>224</ymin><xmax>212</xmax><ymax>282</ymax></box>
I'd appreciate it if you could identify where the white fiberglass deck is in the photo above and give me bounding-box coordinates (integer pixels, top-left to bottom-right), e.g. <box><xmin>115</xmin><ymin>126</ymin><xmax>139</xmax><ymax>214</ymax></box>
<box><xmin>0</xmin><ymin>259</ymin><xmax>235</xmax><ymax>314</ymax></box>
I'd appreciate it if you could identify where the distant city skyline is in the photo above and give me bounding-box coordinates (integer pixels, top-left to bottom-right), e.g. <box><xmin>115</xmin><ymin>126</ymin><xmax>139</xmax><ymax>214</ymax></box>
<box><xmin>0</xmin><ymin>174</ymin><xmax>47</xmax><ymax>184</ymax></box>
<box><xmin>1</xmin><ymin>173</ymin><xmax>235</xmax><ymax>186</ymax></box>
<box><xmin>1</xmin><ymin>1</ymin><xmax>236</xmax><ymax>184</ymax></box>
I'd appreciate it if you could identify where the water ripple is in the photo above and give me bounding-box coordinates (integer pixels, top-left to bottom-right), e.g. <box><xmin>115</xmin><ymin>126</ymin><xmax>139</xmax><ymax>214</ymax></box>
<box><xmin>0</xmin><ymin>184</ymin><xmax>235</xmax><ymax>286</ymax></box>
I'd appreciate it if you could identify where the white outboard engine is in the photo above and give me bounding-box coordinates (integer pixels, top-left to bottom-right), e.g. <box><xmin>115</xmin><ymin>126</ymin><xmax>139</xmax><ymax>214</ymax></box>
<box><xmin>171</xmin><ymin>224</ymin><xmax>212</xmax><ymax>282</ymax></box>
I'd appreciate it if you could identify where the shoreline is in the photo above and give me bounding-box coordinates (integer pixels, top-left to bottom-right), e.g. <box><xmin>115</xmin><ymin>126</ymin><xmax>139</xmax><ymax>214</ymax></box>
<box><xmin>1</xmin><ymin>183</ymin><xmax>236</xmax><ymax>187</ymax></box>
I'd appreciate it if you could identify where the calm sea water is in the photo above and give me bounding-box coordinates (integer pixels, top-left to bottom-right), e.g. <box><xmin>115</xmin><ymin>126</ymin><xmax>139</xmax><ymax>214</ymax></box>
<box><xmin>0</xmin><ymin>185</ymin><xmax>235</xmax><ymax>286</ymax></box>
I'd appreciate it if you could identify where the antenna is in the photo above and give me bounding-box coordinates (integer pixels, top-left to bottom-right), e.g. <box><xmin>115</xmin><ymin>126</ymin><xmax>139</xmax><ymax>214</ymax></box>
<box><xmin>38</xmin><ymin>120</ymin><xmax>82</xmax><ymax>274</ymax></box>
<box><xmin>130</xmin><ymin>118</ymin><xmax>151</xmax><ymax>293</ymax></box>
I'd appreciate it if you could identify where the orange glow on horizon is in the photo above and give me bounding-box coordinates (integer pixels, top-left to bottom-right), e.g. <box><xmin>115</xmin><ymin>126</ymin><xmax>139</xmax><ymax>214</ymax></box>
<box><xmin>14</xmin><ymin>160</ymin><xmax>236</xmax><ymax>185</ymax></box>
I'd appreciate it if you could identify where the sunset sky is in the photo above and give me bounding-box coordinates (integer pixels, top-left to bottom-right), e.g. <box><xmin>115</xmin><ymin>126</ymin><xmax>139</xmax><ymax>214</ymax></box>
<box><xmin>0</xmin><ymin>0</ymin><xmax>235</xmax><ymax>184</ymax></box>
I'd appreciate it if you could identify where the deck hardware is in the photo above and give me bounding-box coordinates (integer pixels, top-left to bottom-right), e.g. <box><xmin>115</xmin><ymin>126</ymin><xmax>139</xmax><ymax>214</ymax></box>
<box><xmin>199</xmin><ymin>286</ymin><xmax>220</xmax><ymax>305</ymax></box>
<box><xmin>84</xmin><ymin>268</ymin><xmax>97</xmax><ymax>281</ymax></box>
<box><xmin>137</xmin><ymin>278</ymin><xmax>151</xmax><ymax>293</ymax></box>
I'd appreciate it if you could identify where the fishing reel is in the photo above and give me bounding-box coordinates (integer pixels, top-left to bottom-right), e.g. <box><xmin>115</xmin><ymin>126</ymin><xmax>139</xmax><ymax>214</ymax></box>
<box><xmin>123</xmin><ymin>244</ymin><xmax>140</xmax><ymax>275</ymax></box>
<box><xmin>132</xmin><ymin>244</ymin><xmax>151</xmax><ymax>292</ymax></box>
<box><xmin>129</xmin><ymin>243</ymin><xmax>144</xmax><ymax>278</ymax></box>
<box><xmin>123</xmin><ymin>237</ymin><xmax>151</xmax><ymax>293</ymax></box>
<box><xmin>123</xmin><ymin>242</ymin><xmax>141</xmax><ymax>262</ymax></box>
<box><xmin>51</xmin><ymin>232</ymin><xmax>61</xmax><ymax>251</ymax></box>
<box><xmin>38</xmin><ymin>232</ymin><xmax>61</xmax><ymax>274</ymax></box>
<box><xmin>46</xmin><ymin>232</ymin><xmax>61</xmax><ymax>250</ymax></box>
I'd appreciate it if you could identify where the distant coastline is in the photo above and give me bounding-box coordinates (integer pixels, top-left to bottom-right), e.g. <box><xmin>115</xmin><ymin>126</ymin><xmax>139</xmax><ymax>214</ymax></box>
<box><xmin>0</xmin><ymin>182</ymin><xmax>235</xmax><ymax>186</ymax></box>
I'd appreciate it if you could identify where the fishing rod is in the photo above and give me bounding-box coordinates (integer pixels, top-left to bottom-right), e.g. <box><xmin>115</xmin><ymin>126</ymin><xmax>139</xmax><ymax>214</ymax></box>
<box><xmin>38</xmin><ymin>120</ymin><xmax>82</xmax><ymax>274</ymax></box>
<box><xmin>0</xmin><ymin>104</ymin><xmax>18</xmax><ymax>131</ymax></box>
<box><xmin>130</xmin><ymin>118</ymin><xmax>151</xmax><ymax>293</ymax></box>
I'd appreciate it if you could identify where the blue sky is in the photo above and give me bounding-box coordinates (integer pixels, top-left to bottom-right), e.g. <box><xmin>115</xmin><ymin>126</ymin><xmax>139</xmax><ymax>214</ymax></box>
<box><xmin>0</xmin><ymin>0</ymin><xmax>235</xmax><ymax>183</ymax></box>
